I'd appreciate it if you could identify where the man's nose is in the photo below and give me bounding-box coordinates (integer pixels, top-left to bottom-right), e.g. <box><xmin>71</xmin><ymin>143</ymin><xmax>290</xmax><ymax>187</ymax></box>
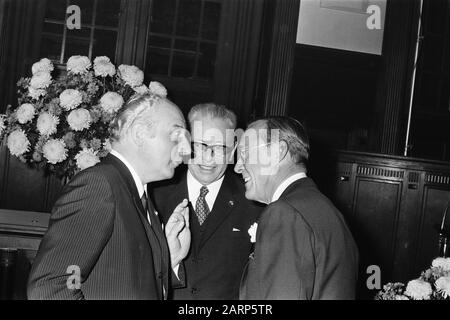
<box><xmin>178</xmin><ymin>136</ymin><xmax>191</xmax><ymax>156</ymax></box>
<box><xmin>234</xmin><ymin>157</ymin><xmax>244</xmax><ymax>174</ymax></box>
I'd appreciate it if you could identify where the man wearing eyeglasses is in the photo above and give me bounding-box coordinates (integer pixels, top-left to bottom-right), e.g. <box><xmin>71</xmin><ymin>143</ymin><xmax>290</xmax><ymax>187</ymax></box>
<box><xmin>151</xmin><ymin>103</ymin><xmax>262</xmax><ymax>300</ymax></box>
<box><xmin>235</xmin><ymin>117</ymin><xmax>359</xmax><ymax>300</ymax></box>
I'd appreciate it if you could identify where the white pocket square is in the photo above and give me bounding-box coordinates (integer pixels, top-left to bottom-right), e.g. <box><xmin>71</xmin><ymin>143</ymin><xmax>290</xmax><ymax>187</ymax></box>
<box><xmin>232</xmin><ymin>228</ymin><xmax>240</xmax><ymax>232</ymax></box>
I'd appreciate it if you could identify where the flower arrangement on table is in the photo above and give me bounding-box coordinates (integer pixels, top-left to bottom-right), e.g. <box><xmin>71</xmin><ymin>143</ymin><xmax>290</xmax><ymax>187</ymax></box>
<box><xmin>375</xmin><ymin>257</ymin><xmax>450</xmax><ymax>300</ymax></box>
<box><xmin>0</xmin><ymin>55</ymin><xmax>167</xmax><ymax>179</ymax></box>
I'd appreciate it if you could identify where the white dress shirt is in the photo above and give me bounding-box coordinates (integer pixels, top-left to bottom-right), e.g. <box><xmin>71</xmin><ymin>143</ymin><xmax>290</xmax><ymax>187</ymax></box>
<box><xmin>271</xmin><ymin>172</ymin><xmax>307</xmax><ymax>203</ymax></box>
<box><xmin>187</xmin><ymin>169</ymin><xmax>225</xmax><ymax>212</ymax></box>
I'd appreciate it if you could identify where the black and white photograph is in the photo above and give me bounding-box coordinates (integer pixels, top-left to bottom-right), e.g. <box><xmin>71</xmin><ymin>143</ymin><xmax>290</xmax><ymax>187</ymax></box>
<box><xmin>0</xmin><ymin>0</ymin><xmax>449</xmax><ymax>307</ymax></box>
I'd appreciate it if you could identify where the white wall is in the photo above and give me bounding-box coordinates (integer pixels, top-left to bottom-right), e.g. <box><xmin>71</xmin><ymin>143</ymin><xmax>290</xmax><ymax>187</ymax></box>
<box><xmin>296</xmin><ymin>0</ymin><xmax>386</xmax><ymax>55</ymax></box>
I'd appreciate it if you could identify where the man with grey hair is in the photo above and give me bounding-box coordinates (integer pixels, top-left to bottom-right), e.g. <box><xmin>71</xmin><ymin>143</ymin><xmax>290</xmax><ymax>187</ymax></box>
<box><xmin>235</xmin><ymin>116</ymin><xmax>359</xmax><ymax>300</ymax></box>
<box><xmin>152</xmin><ymin>103</ymin><xmax>262</xmax><ymax>299</ymax></box>
<box><xmin>28</xmin><ymin>93</ymin><xmax>192</xmax><ymax>299</ymax></box>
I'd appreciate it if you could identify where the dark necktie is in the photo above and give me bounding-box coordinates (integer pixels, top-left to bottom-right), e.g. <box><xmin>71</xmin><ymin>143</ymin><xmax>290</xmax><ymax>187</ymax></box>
<box><xmin>195</xmin><ymin>186</ymin><xmax>210</xmax><ymax>225</ymax></box>
<box><xmin>141</xmin><ymin>192</ymin><xmax>161</xmax><ymax>228</ymax></box>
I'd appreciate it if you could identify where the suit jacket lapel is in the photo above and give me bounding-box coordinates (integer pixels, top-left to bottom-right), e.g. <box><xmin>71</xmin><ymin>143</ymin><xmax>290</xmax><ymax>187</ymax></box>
<box><xmin>103</xmin><ymin>154</ymin><xmax>165</xmax><ymax>299</ymax></box>
<box><xmin>198</xmin><ymin>173</ymin><xmax>236</xmax><ymax>250</ymax></box>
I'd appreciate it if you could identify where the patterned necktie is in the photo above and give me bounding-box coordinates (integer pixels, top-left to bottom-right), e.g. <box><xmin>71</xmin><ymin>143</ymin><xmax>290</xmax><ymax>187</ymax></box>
<box><xmin>195</xmin><ymin>186</ymin><xmax>210</xmax><ymax>225</ymax></box>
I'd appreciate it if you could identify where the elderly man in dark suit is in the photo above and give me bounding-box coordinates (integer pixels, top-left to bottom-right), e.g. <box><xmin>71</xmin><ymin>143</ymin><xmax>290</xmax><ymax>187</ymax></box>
<box><xmin>235</xmin><ymin>116</ymin><xmax>359</xmax><ymax>300</ymax></box>
<box><xmin>27</xmin><ymin>94</ymin><xmax>191</xmax><ymax>300</ymax></box>
<box><xmin>152</xmin><ymin>103</ymin><xmax>261</xmax><ymax>300</ymax></box>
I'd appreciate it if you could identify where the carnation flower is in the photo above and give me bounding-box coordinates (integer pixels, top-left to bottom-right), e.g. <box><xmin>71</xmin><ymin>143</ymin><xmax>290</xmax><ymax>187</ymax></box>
<box><xmin>90</xmin><ymin>138</ymin><xmax>102</xmax><ymax>150</ymax></box>
<box><xmin>435</xmin><ymin>276</ymin><xmax>450</xmax><ymax>298</ymax></box>
<box><xmin>66</xmin><ymin>55</ymin><xmax>91</xmax><ymax>74</ymax></box>
<box><xmin>75</xmin><ymin>148</ymin><xmax>100</xmax><ymax>170</ymax></box>
<box><xmin>99</xmin><ymin>92</ymin><xmax>124</xmax><ymax>114</ymax></box>
<box><xmin>7</xmin><ymin>129</ymin><xmax>30</xmax><ymax>157</ymax></box>
<box><xmin>32</xmin><ymin>58</ymin><xmax>54</xmax><ymax>75</ymax></box>
<box><xmin>93</xmin><ymin>56</ymin><xmax>116</xmax><ymax>77</ymax></box>
<box><xmin>28</xmin><ymin>87</ymin><xmax>46</xmax><ymax>100</ymax></box>
<box><xmin>148</xmin><ymin>81</ymin><xmax>167</xmax><ymax>97</ymax></box>
<box><xmin>30</xmin><ymin>71</ymin><xmax>52</xmax><ymax>89</ymax></box>
<box><xmin>133</xmin><ymin>85</ymin><xmax>149</xmax><ymax>94</ymax></box>
<box><xmin>118</xmin><ymin>64</ymin><xmax>144</xmax><ymax>87</ymax></box>
<box><xmin>42</xmin><ymin>139</ymin><xmax>67</xmax><ymax>164</ymax></box>
<box><xmin>59</xmin><ymin>89</ymin><xmax>83</xmax><ymax>110</ymax></box>
<box><xmin>16</xmin><ymin>103</ymin><xmax>36</xmax><ymax>124</ymax></box>
<box><xmin>404</xmin><ymin>279</ymin><xmax>432</xmax><ymax>300</ymax></box>
<box><xmin>79</xmin><ymin>139</ymin><xmax>89</xmax><ymax>149</ymax></box>
<box><xmin>37</xmin><ymin>112</ymin><xmax>59</xmax><ymax>136</ymax></box>
<box><xmin>67</xmin><ymin>108</ymin><xmax>91</xmax><ymax>131</ymax></box>
<box><xmin>432</xmin><ymin>257</ymin><xmax>450</xmax><ymax>272</ymax></box>
<box><xmin>248</xmin><ymin>222</ymin><xmax>258</xmax><ymax>243</ymax></box>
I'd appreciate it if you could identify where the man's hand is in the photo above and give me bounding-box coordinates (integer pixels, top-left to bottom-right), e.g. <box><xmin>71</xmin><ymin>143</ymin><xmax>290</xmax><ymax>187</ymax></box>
<box><xmin>165</xmin><ymin>199</ymin><xmax>191</xmax><ymax>268</ymax></box>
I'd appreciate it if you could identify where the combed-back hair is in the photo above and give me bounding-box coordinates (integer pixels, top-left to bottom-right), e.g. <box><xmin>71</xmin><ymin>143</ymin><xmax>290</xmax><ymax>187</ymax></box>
<box><xmin>188</xmin><ymin>103</ymin><xmax>237</xmax><ymax>129</ymax></box>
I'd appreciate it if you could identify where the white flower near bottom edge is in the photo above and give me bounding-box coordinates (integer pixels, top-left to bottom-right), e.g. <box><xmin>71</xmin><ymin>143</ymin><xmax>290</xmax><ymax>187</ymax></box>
<box><xmin>75</xmin><ymin>148</ymin><xmax>100</xmax><ymax>170</ymax></box>
<box><xmin>133</xmin><ymin>85</ymin><xmax>150</xmax><ymax>95</ymax></box>
<box><xmin>16</xmin><ymin>103</ymin><xmax>36</xmax><ymax>124</ymax></box>
<box><xmin>67</xmin><ymin>108</ymin><xmax>91</xmax><ymax>131</ymax></box>
<box><xmin>7</xmin><ymin>129</ymin><xmax>30</xmax><ymax>156</ymax></box>
<box><xmin>248</xmin><ymin>222</ymin><xmax>258</xmax><ymax>243</ymax></box>
<box><xmin>435</xmin><ymin>276</ymin><xmax>450</xmax><ymax>298</ymax></box>
<box><xmin>42</xmin><ymin>139</ymin><xmax>67</xmax><ymax>164</ymax></box>
<box><xmin>404</xmin><ymin>279</ymin><xmax>432</xmax><ymax>300</ymax></box>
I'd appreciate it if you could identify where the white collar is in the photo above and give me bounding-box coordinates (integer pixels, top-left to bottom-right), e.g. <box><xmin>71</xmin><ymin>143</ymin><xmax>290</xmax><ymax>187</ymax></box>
<box><xmin>271</xmin><ymin>172</ymin><xmax>307</xmax><ymax>203</ymax></box>
<box><xmin>110</xmin><ymin>149</ymin><xmax>146</xmax><ymax>198</ymax></box>
<box><xmin>187</xmin><ymin>169</ymin><xmax>225</xmax><ymax>210</ymax></box>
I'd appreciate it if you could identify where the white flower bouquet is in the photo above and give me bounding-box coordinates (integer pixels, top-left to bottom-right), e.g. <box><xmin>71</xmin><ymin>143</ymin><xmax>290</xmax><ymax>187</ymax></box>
<box><xmin>375</xmin><ymin>257</ymin><xmax>450</xmax><ymax>300</ymax></box>
<box><xmin>0</xmin><ymin>56</ymin><xmax>167</xmax><ymax>179</ymax></box>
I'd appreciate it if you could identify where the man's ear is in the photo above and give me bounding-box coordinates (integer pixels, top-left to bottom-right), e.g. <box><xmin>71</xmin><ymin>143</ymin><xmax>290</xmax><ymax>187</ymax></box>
<box><xmin>279</xmin><ymin>139</ymin><xmax>289</xmax><ymax>162</ymax></box>
<box><xmin>130</xmin><ymin>124</ymin><xmax>146</xmax><ymax>147</ymax></box>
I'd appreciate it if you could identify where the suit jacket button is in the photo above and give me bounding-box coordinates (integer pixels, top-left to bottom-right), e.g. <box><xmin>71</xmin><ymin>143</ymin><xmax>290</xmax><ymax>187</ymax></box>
<box><xmin>191</xmin><ymin>287</ymin><xmax>198</xmax><ymax>294</ymax></box>
<box><xmin>158</xmin><ymin>272</ymin><xmax>163</xmax><ymax>279</ymax></box>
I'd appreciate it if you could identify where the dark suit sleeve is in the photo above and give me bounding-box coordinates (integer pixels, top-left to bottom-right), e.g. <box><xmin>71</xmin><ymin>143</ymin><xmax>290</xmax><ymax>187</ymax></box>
<box><xmin>27</xmin><ymin>170</ymin><xmax>115</xmax><ymax>300</ymax></box>
<box><xmin>253</xmin><ymin>201</ymin><xmax>316</xmax><ymax>300</ymax></box>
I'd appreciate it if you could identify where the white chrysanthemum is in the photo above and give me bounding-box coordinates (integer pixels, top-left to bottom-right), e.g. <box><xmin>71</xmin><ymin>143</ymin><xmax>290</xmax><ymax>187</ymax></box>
<box><xmin>66</xmin><ymin>55</ymin><xmax>91</xmax><ymax>74</ymax></box>
<box><xmin>148</xmin><ymin>81</ymin><xmax>167</xmax><ymax>97</ymax></box>
<box><xmin>7</xmin><ymin>129</ymin><xmax>30</xmax><ymax>157</ymax></box>
<box><xmin>394</xmin><ymin>295</ymin><xmax>409</xmax><ymax>300</ymax></box>
<box><xmin>99</xmin><ymin>92</ymin><xmax>124</xmax><ymax>114</ymax></box>
<box><xmin>59</xmin><ymin>89</ymin><xmax>83</xmax><ymax>111</ymax></box>
<box><xmin>93</xmin><ymin>56</ymin><xmax>116</xmax><ymax>77</ymax></box>
<box><xmin>16</xmin><ymin>103</ymin><xmax>36</xmax><ymax>124</ymax></box>
<box><xmin>432</xmin><ymin>257</ymin><xmax>450</xmax><ymax>272</ymax></box>
<box><xmin>75</xmin><ymin>148</ymin><xmax>100</xmax><ymax>170</ymax></box>
<box><xmin>67</xmin><ymin>108</ymin><xmax>91</xmax><ymax>131</ymax></box>
<box><xmin>32</xmin><ymin>58</ymin><xmax>54</xmax><ymax>75</ymax></box>
<box><xmin>37</xmin><ymin>112</ymin><xmax>59</xmax><ymax>136</ymax></box>
<box><xmin>133</xmin><ymin>85</ymin><xmax>149</xmax><ymax>95</ymax></box>
<box><xmin>30</xmin><ymin>71</ymin><xmax>52</xmax><ymax>89</ymax></box>
<box><xmin>404</xmin><ymin>279</ymin><xmax>432</xmax><ymax>300</ymax></box>
<box><xmin>28</xmin><ymin>87</ymin><xmax>46</xmax><ymax>100</ymax></box>
<box><xmin>435</xmin><ymin>276</ymin><xmax>450</xmax><ymax>298</ymax></box>
<box><xmin>42</xmin><ymin>139</ymin><xmax>67</xmax><ymax>164</ymax></box>
<box><xmin>118</xmin><ymin>64</ymin><xmax>144</xmax><ymax>87</ymax></box>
